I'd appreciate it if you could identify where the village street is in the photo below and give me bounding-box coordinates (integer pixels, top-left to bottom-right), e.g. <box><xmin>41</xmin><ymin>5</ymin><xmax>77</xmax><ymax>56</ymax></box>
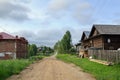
<box><xmin>7</xmin><ymin>55</ymin><xmax>95</xmax><ymax>80</ymax></box>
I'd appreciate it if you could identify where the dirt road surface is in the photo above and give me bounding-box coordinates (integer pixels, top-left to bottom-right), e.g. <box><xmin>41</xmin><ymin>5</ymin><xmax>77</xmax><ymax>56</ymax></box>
<box><xmin>7</xmin><ymin>55</ymin><xmax>96</xmax><ymax>80</ymax></box>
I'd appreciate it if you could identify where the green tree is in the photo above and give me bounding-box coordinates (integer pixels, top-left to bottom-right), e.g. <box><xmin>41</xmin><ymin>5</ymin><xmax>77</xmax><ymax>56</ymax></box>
<box><xmin>65</xmin><ymin>31</ymin><xmax>72</xmax><ymax>51</ymax></box>
<box><xmin>31</xmin><ymin>44</ymin><xmax>37</xmax><ymax>55</ymax></box>
<box><xmin>28</xmin><ymin>44</ymin><xmax>38</xmax><ymax>57</ymax></box>
<box><xmin>54</xmin><ymin>30</ymin><xmax>72</xmax><ymax>54</ymax></box>
<box><xmin>54</xmin><ymin>41</ymin><xmax>59</xmax><ymax>50</ymax></box>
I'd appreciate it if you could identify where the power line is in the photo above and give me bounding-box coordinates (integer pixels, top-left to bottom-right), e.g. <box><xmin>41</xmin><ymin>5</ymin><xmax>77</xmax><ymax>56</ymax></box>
<box><xmin>99</xmin><ymin>0</ymin><xmax>110</xmax><ymax>16</ymax></box>
<box><xmin>93</xmin><ymin>0</ymin><xmax>110</xmax><ymax>20</ymax></box>
<box><xmin>0</xmin><ymin>26</ymin><xmax>10</xmax><ymax>33</ymax></box>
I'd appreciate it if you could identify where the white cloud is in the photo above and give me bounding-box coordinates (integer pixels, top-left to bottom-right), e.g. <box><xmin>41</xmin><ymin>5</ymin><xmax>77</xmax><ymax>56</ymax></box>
<box><xmin>48</xmin><ymin>0</ymin><xmax>71</xmax><ymax>12</ymax></box>
<box><xmin>28</xmin><ymin>10</ymin><xmax>49</xmax><ymax>20</ymax></box>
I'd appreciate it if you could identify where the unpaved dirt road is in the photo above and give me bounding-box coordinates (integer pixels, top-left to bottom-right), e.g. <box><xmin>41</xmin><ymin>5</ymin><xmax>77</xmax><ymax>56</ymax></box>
<box><xmin>7</xmin><ymin>55</ymin><xmax>96</xmax><ymax>80</ymax></box>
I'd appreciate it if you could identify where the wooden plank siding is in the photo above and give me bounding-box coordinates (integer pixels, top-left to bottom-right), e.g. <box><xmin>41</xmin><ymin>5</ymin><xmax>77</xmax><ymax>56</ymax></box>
<box><xmin>92</xmin><ymin>29</ymin><xmax>99</xmax><ymax>37</ymax></box>
<box><xmin>82</xmin><ymin>41</ymin><xmax>90</xmax><ymax>48</ymax></box>
<box><xmin>92</xmin><ymin>36</ymin><xmax>103</xmax><ymax>49</ymax></box>
<box><xmin>103</xmin><ymin>35</ymin><xmax>120</xmax><ymax>50</ymax></box>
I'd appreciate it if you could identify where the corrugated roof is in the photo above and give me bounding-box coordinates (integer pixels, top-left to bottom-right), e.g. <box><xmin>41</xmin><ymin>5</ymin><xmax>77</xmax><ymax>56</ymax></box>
<box><xmin>0</xmin><ymin>32</ymin><xmax>15</xmax><ymax>39</ymax></box>
<box><xmin>94</xmin><ymin>25</ymin><xmax>120</xmax><ymax>34</ymax></box>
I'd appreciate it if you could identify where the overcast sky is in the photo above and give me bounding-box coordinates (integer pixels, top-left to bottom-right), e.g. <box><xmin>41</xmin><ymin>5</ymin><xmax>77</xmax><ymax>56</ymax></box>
<box><xmin>0</xmin><ymin>0</ymin><xmax>119</xmax><ymax>47</ymax></box>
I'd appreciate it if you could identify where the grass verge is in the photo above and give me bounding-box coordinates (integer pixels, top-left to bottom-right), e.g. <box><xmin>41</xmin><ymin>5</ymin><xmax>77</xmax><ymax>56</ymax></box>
<box><xmin>56</xmin><ymin>54</ymin><xmax>120</xmax><ymax>80</ymax></box>
<box><xmin>0</xmin><ymin>59</ymin><xmax>31</xmax><ymax>80</ymax></box>
<box><xmin>0</xmin><ymin>55</ymin><xmax>44</xmax><ymax>80</ymax></box>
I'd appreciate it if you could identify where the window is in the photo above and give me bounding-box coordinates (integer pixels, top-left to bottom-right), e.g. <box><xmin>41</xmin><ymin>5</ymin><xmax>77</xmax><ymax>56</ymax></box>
<box><xmin>0</xmin><ymin>53</ymin><xmax>5</xmax><ymax>57</ymax></box>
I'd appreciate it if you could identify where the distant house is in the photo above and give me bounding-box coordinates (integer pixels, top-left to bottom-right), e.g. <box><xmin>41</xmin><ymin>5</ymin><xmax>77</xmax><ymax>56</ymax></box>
<box><xmin>89</xmin><ymin>25</ymin><xmax>120</xmax><ymax>50</ymax></box>
<box><xmin>81</xmin><ymin>31</ymin><xmax>90</xmax><ymax>49</ymax></box>
<box><xmin>0</xmin><ymin>32</ymin><xmax>28</xmax><ymax>59</ymax></box>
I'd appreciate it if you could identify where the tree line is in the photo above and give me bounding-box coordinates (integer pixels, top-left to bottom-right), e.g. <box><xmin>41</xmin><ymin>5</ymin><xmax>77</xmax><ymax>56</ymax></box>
<box><xmin>28</xmin><ymin>44</ymin><xmax>54</xmax><ymax>57</ymax></box>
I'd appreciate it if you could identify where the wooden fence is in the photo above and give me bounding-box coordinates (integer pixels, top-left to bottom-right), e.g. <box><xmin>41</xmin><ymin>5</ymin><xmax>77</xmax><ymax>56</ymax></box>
<box><xmin>88</xmin><ymin>50</ymin><xmax>120</xmax><ymax>63</ymax></box>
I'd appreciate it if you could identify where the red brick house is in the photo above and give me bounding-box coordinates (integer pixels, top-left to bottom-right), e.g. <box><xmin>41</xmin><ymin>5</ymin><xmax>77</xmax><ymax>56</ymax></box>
<box><xmin>0</xmin><ymin>32</ymin><xmax>28</xmax><ymax>59</ymax></box>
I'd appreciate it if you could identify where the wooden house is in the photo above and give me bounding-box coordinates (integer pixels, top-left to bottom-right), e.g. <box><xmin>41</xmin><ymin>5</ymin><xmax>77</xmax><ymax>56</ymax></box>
<box><xmin>89</xmin><ymin>25</ymin><xmax>120</xmax><ymax>50</ymax></box>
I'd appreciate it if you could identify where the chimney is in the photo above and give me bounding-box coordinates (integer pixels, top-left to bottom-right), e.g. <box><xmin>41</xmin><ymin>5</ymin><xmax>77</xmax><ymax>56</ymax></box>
<box><xmin>16</xmin><ymin>35</ymin><xmax>18</xmax><ymax>39</ymax></box>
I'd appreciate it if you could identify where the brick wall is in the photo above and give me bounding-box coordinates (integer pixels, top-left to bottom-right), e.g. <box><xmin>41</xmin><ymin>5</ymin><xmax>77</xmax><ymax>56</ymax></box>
<box><xmin>16</xmin><ymin>39</ymin><xmax>28</xmax><ymax>58</ymax></box>
<box><xmin>0</xmin><ymin>39</ymin><xmax>28</xmax><ymax>59</ymax></box>
<box><xmin>0</xmin><ymin>40</ymin><xmax>15</xmax><ymax>52</ymax></box>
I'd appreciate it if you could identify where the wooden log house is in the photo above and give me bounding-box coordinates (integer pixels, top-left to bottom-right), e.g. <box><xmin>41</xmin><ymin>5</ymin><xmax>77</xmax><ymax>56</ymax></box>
<box><xmin>81</xmin><ymin>25</ymin><xmax>120</xmax><ymax>50</ymax></box>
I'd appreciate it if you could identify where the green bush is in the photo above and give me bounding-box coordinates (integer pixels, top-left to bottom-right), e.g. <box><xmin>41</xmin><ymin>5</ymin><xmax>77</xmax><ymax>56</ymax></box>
<box><xmin>0</xmin><ymin>59</ymin><xmax>31</xmax><ymax>80</ymax></box>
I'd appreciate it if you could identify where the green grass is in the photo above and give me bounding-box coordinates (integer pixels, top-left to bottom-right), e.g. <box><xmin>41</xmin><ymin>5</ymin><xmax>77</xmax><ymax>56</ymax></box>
<box><xmin>0</xmin><ymin>53</ymin><xmax>45</xmax><ymax>80</ymax></box>
<box><xmin>56</xmin><ymin>54</ymin><xmax>120</xmax><ymax>80</ymax></box>
<box><xmin>0</xmin><ymin>59</ymin><xmax>32</xmax><ymax>80</ymax></box>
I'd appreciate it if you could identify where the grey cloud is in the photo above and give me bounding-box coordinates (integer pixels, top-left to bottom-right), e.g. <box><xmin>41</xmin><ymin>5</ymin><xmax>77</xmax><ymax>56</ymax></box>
<box><xmin>13</xmin><ymin>29</ymin><xmax>64</xmax><ymax>47</ymax></box>
<box><xmin>13</xmin><ymin>30</ymin><xmax>36</xmax><ymax>40</ymax></box>
<box><xmin>13</xmin><ymin>27</ymin><xmax>87</xmax><ymax>47</ymax></box>
<box><xmin>47</xmin><ymin>0</ymin><xmax>94</xmax><ymax>25</ymax></box>
<box><xmin>0</xmin><ymin>1</ymin><xmax>30</xmax><ymax>21</ymax></box>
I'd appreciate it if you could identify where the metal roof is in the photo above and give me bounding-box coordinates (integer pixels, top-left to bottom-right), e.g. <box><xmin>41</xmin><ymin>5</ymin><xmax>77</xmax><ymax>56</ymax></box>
<box><xmin>93</xmin><ymin>25</ymin><xmax>120</xmax><ymax>34</ymax></box>
<box><xmin>0</xmin><ymin>32</ymin><xmax>15</xmax><ymax>39</ymax></box>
